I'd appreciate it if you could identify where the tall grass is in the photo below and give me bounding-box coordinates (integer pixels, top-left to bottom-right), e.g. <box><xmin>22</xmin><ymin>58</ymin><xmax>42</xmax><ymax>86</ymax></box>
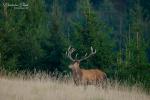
<box><xmin>0</xmin><ymin>71</ymin><xmax>149</xmax><ymax>100</ymax></box>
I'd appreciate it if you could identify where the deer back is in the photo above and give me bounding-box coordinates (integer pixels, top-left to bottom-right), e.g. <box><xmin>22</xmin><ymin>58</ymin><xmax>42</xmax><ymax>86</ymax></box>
<box><xmin>81</xmin><ymin>69</ymin><xmax>106</xmax><ymax>82</ymax></box>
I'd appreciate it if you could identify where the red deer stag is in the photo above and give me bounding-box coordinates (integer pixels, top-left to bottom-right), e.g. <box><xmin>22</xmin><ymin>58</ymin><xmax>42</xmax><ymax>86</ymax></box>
<box><xmin>66</xmin><ymin>46</ymin><xmax>107</xmax><ymax>86</ymax></box>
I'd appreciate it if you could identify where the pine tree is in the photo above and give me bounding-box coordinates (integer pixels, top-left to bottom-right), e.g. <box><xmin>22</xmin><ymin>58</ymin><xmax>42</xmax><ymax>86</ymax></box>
<box><xmin>128</xmin><ymin>1</ymin><xmax>148</xmax><ymax>67</ymax></box>
<box><xmin>0</xmin><ymin>0</ymin><xmax>47</xmax><ymax>71</ymax></box>
<box><xmin>0</xmin><ymin>0</ymin><xmax>20</xmax><ymax>70</ymax></box>
<box><xmin>71</xmin><ymin>0</ymin><xmax>114</xmax><ymax>69</ymax></box>
<box><xmin>15</xmin><ymin>0</ymin><xmax>47</xmax><ymax>70</ymax></box>
<box><xmin>41</xmin><ymin>0</ymin><xmax>67</xmax><ymax>72</ymax></box>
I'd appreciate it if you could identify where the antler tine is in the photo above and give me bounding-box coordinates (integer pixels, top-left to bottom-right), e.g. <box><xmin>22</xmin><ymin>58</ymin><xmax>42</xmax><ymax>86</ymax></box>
<box><xmin>84</xmin><ymin>53</ymin><xmax>87</xmax><ymax>57</ymax></box>
<box><xmin>91</xmin><ymin>46</ymin><xmax>96</xmax><ymax>54</ymax></box>
<box><xmin>75</xmin><ymin>53</ymin><xmax>78</xmax><ymax>60</ymax></box>
<box><xmin>94</xmin><ymin>49</ymin><xmax>96</xmax><ymax>53</ymax></box>
<box><xmin>71</xmin><ymin>48</ymin><xmax>75</xmax><ymax>53</ymax></box>
<box><xmin>68</xmin><ymin>46</ymin><xmax>71</xmax><ymax>52</ymax></box>
<box><xmin>91</xmin><ymin>46</ymin><xmax>93</xmax><ymax>52</ymax></box>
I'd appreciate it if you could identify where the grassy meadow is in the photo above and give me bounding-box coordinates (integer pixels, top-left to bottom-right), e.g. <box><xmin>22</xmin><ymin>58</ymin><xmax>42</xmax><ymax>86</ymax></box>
<box><xmin>0</xmin><ymin>72</ymin><xmax>149</xmax><ymax>100</ymax></box>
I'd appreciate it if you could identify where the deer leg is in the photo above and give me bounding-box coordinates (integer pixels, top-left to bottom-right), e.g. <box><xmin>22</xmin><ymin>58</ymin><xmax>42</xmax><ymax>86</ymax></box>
<box><xmin>74</xmin><ymin>79</ymin><xmax>79</xmax><ymax>86</ymax></box>
<box><xmin>83</xmin><ymin>80</ymin><xmax>88</xmax><ymax>90</ymax></box>
<box><xmin>81</xmin><ymin>78</ymin><xmax>88</xmax><ymax>89</ymax></box>
<box><xmin>94</xmin><ymin>80</ymin><xmax>101</xmax><ymax>88</ymax></box>
<box><xmin>102</xmin><ymin>78</ymin><xmax>108</xmax><ymax>89</ymax></box>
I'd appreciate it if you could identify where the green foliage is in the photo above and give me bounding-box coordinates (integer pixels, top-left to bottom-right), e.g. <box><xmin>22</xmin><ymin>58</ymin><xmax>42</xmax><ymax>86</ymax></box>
<box><xmin>40</xmin><ymin>0</ymin><xmax>68</xmax><ymax>72</ymax></box>
<box><xmin>70</xmin><ymin>0</ymin><xmax>114</xmax><ymax>70</ymax></box>
<box><xmin>125</xmin><ymin>1</ymin><xmax>148</xmax><ymax>67</ymax></box>
<box><xmin>0</xmin><ymin>0</ymin><xmax>47</xmax><ymax>70</ymax></box>
<box><xmin>115</xmin><ymin>64</ymin><xmax>150</xmax><ymax>92</ymax></box>
<box><xmin>115</xmin><ymin>1</ymin><xmax>150</xmax><ymax>92</ymax></box>
<box><xmin>0</xmin><ymin>0</ymin><xmax>150</xmax><ymax>91</ymax></box>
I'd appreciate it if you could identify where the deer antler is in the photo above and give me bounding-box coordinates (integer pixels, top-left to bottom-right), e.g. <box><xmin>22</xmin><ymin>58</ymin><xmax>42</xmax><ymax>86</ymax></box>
<box><xmin>79</xmin><ymin>47</ymin><xmax>96</xmax><ymax>62</ymax></box>
<box><xmin>66</xmin><ymin>46</ymin><xmax>76</xmax><ymax>61</ymax></box>
<box><xmin>66</xmin><ymin>46</ymin><xmax>96</xmax><ymax>62</ymax></box>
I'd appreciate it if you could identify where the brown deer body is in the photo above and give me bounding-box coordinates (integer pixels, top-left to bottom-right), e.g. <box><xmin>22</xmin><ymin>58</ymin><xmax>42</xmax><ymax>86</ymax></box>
<box><xmin>66</xmin><ymin>46</ymin><xmax>107</xmax><ymax>86</ymax></box>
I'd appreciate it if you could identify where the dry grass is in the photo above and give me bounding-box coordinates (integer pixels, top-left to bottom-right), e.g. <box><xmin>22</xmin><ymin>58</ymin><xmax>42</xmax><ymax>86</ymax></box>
<box><xmin>0</xmin><ymin>73</ymin><xmax>149</xmax><ymax>100</ymax></box>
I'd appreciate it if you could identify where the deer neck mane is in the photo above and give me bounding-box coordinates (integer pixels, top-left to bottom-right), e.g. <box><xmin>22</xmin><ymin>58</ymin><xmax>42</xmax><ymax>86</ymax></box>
<box><xmin>71</xmin><ymin>66</ymin><xmax>82</xmax><ymax>78</ymax></box>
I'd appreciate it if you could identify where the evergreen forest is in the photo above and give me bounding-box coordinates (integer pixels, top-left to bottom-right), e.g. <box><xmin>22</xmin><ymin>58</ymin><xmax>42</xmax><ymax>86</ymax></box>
<box><xmin>0</xmin><ymin>0</ymin><xmax>150</xmax><ymax>91</ymax></box>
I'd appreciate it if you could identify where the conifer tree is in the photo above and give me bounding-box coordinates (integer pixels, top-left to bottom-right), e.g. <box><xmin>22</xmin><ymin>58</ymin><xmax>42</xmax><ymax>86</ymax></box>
<box><xmin>41</xmin><ymin>0</ymin><xmax>67</xmax><ymax>72</ymax></box>
<box><xmin>71</xmin><ymin>0</ymin><xmax>114</xmax><ymax>69</ymax></box>
<box><xmin>0</xmin><ymin>0</ymin><xmax>47</xmax><ymax>71</ymax></box>
<box><xmin>0</xmin><ymin>0</ymin><xmax>20</xmax><ymax>70</ymax></box>
<box><xmin>127</xmin><ymin>1</ymin><xmax>148</xmax><ymax>67</ymax></box>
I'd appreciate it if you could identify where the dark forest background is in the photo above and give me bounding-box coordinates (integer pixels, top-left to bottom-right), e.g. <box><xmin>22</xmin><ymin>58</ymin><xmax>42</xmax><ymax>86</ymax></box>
<box><xmin>0</xmin><ymin>0</ymin><xmax>150</xmax><ymax>91</ymax></box>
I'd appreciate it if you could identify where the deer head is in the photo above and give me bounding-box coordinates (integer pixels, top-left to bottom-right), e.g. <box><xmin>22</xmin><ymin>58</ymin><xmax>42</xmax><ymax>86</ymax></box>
<box><xmin>66</xmin><ymin>46</ymin><xmax>96</xmax><ymax>69</ymax></box>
